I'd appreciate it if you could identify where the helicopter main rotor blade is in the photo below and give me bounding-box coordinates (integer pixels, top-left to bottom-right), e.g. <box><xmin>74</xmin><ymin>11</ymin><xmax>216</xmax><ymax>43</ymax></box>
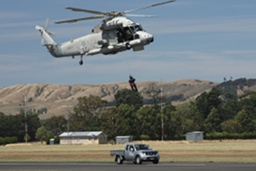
<box><xmin>55</xmin><ymin>15</ymin><xmax>105</xmax><ymax>24</ymax></box>
<box><xmin>45</xmin><ymin>18</ymin><xmax>50</xmax><ymax>29</ymax></box>
<box><xmin>126</xmin><ymin>14</ymin><xmax>158</xmax><ymax>18</ymax></box>
<box><xmin>56</xmin><ymin>0</ymin><xmax>176</xmax><ymax>24</ymax></box>
<box><xmin>66</xmin><ymin>7</ymin><xmax>109</xmax><ymax>16</ymax></box>
<box><xmin>124</xmin><ymin>0</ymin><xmax>176</xmax><ymax>14</ymax></box>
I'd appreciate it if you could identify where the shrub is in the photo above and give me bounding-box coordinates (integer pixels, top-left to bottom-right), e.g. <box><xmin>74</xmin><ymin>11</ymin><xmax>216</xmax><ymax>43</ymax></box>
<box><xmin>0</xmin><ymin>136</ymin><xmax>18</xmax><ymax>145</ymax></box>
<box><xmin>140</xmin><ymin>135</ymin><xmax>150</xmax><ymax>140</ymax></box>
<box><xmin>205</xmin><ymin>132</ymin><xmax>256</xmax><ymax>140</ymax></box>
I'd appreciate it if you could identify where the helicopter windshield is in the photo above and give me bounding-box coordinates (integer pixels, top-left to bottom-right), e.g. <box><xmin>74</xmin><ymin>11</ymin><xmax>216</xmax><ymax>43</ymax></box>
<box><xmin>135</xmin><ymin>24</ymin><xmax>143</xmax><ymax>32</ymax></box>
<box><xmin>129</xmin><ymin>24</ymin><xmax>143</xmax><ymax>33</ymax></box>
<box><xmin>120</xmin><ymin>24</ymin><xmax>144</xmax><ymax>42</ymax></box>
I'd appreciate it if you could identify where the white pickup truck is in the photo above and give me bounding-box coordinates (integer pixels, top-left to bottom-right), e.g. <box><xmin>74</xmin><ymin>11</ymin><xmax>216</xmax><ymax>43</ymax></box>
<box><xmin>110</xmin><ymin>143</ymin><xmax>160</xmax><ymax>164</ymax></box>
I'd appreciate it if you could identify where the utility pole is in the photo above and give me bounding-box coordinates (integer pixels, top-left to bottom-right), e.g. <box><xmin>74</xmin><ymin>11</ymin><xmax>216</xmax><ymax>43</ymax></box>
<box><xmin>67</xmin><ymin>111</ymin><xmax>70</xmax><ymax>145</ymax></box>
<box><xmin>161</xmin><ymin>80</ymin><xmax>164</xmax><ymax>141</ymax></box>
<box><xmin>24</xmin><ymin>96</ymin><xmax>28</xmax><ymax>143</ymax></box>
<box><xmin>61</xmin><ymin>105</ymin><xmax>73</xmax><ymax>145</ymax></box>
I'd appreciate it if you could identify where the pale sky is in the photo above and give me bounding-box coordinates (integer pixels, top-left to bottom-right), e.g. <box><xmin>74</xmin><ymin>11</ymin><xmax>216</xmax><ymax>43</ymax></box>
<box><xmin>1</xmin><ymin>0</ymin><xmax>256</xmax><ymax>87</ymax></box>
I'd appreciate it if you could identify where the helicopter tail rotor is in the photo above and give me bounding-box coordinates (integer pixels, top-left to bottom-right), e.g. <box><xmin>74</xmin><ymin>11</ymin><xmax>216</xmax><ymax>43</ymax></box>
<box><xmin>35</xmin><ymin>18</ymin><xmax>56</xmax><ymax>45</ymax></box>
<box><xmin>45</xmin><ymin>18</ymin><xmax>55</xmax><ymax>36</ymax></box>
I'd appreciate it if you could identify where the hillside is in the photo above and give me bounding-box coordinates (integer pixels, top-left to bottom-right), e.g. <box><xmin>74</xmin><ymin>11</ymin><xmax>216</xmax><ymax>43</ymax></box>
<box><xmin>2</xmin><ymin>78</ymin><xmax>256</xmax><ymax>120</ymax></box>
<box><xmin>0</xmin><ymin>79</ymin><xmax>217</xmax><ymax>119</ymax></box>
<box><xmin>216</xmin><ymin>78</ymin><xmax>256</xmax><ymax>96</ymax></box>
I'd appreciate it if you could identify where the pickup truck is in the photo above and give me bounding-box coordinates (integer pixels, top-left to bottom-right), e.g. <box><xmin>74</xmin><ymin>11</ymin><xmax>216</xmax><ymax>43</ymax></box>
<box><xmin>110</xmin><ymin>143</ymin><xmax>160</xmax><ymax>164</ymax></box>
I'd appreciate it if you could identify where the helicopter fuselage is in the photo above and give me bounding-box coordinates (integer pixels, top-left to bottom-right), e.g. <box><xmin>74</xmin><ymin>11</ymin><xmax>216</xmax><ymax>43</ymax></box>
<box><xmin>41</xmin><ymin>17</ymin><xmax>153</xmax><ymax>59</ymax></box>
<box><xmin>36</xmin><ymin>0</ymin><xmax>175</xmax><ymax>65</ymax></box>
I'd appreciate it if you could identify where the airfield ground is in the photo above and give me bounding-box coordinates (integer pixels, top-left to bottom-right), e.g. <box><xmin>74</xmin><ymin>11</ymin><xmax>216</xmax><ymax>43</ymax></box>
<box><xmin>0</xmin><ymin>140</ymin><xmax>256</xmax><ymax>163</ymax></box>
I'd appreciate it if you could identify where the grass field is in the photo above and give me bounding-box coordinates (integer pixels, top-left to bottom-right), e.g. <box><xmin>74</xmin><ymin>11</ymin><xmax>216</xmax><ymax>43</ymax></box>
<box><xmin>0</xmin><ymin>140</ymin><xmax>256</xmax><ymax>163</ymax></box>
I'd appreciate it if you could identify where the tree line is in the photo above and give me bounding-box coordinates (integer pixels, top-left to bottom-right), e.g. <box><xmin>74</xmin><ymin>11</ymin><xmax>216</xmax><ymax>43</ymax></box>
<box><xmin>1</xmin><ymin>83</ymin><xmax>256</xmax><ymax>144</ymax></box>
<box><xmin>69</xmin><ymin>87</ymin><xmax>256</xmax><ymax>140</ymax></box>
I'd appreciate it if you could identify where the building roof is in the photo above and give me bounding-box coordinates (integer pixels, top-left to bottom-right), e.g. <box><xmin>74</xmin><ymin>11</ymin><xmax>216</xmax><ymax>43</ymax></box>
<box><xmin>186</xmin><ymin>131</ymin><xmax>203</xmax><ymax>134</ymax></box>
<box><xmin>116</xmin><ymin>136</ymin><xmax>132</xmax><ymax>139</ymax></box>
<box><xmin>59</xmin><ymin>131</ymin><xmax>103</xmax><ymax>137</ymax></box>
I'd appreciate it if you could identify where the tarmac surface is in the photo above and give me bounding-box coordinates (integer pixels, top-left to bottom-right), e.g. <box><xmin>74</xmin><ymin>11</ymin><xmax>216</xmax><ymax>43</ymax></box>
<box><xmin>0</xmin><ymin>162</ymin><xmax>256</xmax><ymax>171</ymax></box>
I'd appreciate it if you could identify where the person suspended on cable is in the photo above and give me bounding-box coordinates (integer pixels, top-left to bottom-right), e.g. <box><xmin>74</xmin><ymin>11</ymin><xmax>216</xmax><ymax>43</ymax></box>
<box><xmin>129</xmin><ymin>75</ymin><xmax>138</xmax><ymax>92</ymax></box>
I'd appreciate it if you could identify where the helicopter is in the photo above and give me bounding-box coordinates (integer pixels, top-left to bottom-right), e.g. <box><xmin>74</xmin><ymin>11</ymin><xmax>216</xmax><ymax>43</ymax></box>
<box><xmin>35</xmin><ymin>0</ymin><xmax>176</xmax><ymax>65</ymax></box>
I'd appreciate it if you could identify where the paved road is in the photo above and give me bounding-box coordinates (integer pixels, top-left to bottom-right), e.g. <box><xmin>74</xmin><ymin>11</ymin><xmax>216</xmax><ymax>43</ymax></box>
<box><xmin>0</xmin><ymin>162</ymin><xmax>256</xmax><ymax>171</ymax></box>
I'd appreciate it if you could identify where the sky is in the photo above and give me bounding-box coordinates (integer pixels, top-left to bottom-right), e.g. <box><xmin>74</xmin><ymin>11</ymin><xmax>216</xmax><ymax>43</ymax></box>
<box><xmin>1</xmin><ymin>0</ymin><xmax>256</xmax><ymax>87</ymax></box>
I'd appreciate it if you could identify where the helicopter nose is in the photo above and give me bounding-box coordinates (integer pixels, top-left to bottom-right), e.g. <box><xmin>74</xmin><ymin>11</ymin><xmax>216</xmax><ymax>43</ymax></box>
<box><xmin>137</xmin><ymin>32</ymin><xmax>154</xmax><ymax>44</ymax></box>
<box><xmin>145</xmin><ymin>33</ymin><xmax>154</xmax><ymax>43</ymax></box>
<box><xmin>150</xmin><ymin>35</ymin><xmax>154</xmax><ymax>42</ymax></box>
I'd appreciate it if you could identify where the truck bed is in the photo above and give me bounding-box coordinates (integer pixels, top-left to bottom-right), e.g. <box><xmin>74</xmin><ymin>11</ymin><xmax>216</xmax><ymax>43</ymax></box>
<box><xmin>110</xmin><ymin>150</ymin><xmax>124</xmax><ymax>156</ymax></box>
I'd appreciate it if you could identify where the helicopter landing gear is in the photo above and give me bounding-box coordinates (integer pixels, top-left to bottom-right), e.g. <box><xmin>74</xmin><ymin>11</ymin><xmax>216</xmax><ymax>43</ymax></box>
<box><xmin>79</xmin><ymin>56</ymin><xmax>83</xmax><ymax>65</ymax></box>
<box><xmin>79</xmin><ymin>60</ymin><xmax>83</xmax><ymax>65</ymax></box>
<box><xmin>125</xmin><ymin>43</ymin><xmax>131</xmax><ymax>49</ymax></box>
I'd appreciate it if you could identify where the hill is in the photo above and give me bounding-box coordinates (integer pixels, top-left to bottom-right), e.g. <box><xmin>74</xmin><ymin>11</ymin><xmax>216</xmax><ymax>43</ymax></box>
<box><xmin>0</xmin><ymin>79</ymin><xmax>217</xmax><ymax>119</ymax></box>
<box><xmin>216</xmin><ymin>78</ymin><xmax>256</xmax><ymax>96</ymax></box>
<box><xmin>1</xmin><ymin>78</ymin><xmax>256</xmax><ymax>120</ymax></box>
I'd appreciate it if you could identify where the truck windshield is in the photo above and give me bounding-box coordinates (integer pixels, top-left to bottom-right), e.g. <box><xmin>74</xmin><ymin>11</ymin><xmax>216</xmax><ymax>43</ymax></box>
<box><xmin>134</xmin><ymin>144</ymin><xmax>149</xmax><ymax>150</ymax></box>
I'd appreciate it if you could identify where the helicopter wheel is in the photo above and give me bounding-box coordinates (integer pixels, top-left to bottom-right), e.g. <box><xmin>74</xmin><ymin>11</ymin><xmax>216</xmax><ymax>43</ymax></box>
<box><xmin>125</xmin><ymin>43</ymin><xmax>131</xmax><ymax>49</ymax></box>
<box><xmin>79</xmin><ymin>56</ymin><xmax>83</xmax><ymax>65</ymax></box>
<box><xmin>79</xmin><ymin>60</ymin><xmax>83</xmax><ymax>65</ymax></box>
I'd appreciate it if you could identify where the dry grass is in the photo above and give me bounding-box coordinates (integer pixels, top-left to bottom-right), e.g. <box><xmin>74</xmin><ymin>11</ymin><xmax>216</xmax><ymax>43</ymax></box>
<box><xmin>0</xmin><ymin>140</ymin><xmax>256</xmax><ymax>163</ymax></box>
<box><xmin>0</xmin><ymin>80</ymin><xmax>217</xmax><ymax>119</ymax></box>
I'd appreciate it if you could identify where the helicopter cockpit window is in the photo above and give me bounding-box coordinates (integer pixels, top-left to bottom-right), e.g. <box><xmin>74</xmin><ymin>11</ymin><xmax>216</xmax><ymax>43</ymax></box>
<box><xmin>129</xmin><ymin>25</ymin><xmax>143</xmax><ymax>34</ymax></box>
<box><xmin>134</xmin><ymin>25</ymin><xmax>143</xmax><ymax>32</ymax></box>
<box><xmin>123</xmin><ymin>27</ymin><xmax>133</xmax><ymax>41</ymax></box>
<box><xmin>129</xmin><ymin>26</ymin><xmax>135</xmax><ymax>33</ymax></box>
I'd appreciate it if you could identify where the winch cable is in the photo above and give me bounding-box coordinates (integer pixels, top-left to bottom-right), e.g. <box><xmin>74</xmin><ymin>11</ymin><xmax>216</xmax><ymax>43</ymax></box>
<box><xmin>123</xmin><ymin>53</ymin><xmax>131</xmax><ymax>76</ymax></box>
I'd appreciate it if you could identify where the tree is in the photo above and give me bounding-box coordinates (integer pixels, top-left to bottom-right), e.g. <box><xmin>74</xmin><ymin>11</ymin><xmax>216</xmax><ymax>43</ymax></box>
<box><xmin>195</xmin><ymin>88</ymin><xmax>222</xmax><ymax>120</ymax></box>
<box><xmin>253</xmin><ymin>119</ymin><xmax>256</xmax><ymax>133</ymax></box>
<box><xmin>25</xmin><ymin>113</ymin><xmax>41</xmax><ymax>141</ymax></box>
<box><xmin>136</xmin><ymin>106</ymin><xmax>159</xmax><ymax>140</ymax></box>
<box><xmin>114</xmin><ymin>104</ymin><xmax>137</xmax><ymax>137</ymax></box>
<box><xmin>70</xmin><ymin>95</ymin><xmax>107</xmax><ymax>131</ymax></box>
<box><xmin>0</xmin><ymin>112</ymin><xmax>8</xmax><ymax>137</ymax></box>
<box><xmin>100</xmin><ymin>107</ymin><xmax>118</xmax><ymax>140</ymax></box>
<box><xmin>177</xmin><ymin>102</ymin><xmax>203</xmax><ymax>132</ymax></box>
<box><xmin>0</xmin><ymin>111</ymin><xmax>40</xmax><ymax>142</ymax></box>
<box><xmin>235</xmin><ymin>109</ymin><xmax>254</xmax><ymax>132</ymax></box>
<box><xmin>221</xmin><ymin>93</ymin><xmax>239</xmax><ymax>120</ymax></box>
<box><xmin>195</xmin><ymin>92</ymin><xmax>209</xmax><ymax>119</ymax></box>
<box><xmin>221</xmin><ymin>119</ymin><xmax>241</xmax><ymax>133</ymax></box>
<box><xmin>204</xmin><ymin>107</ymin><xmax>222</xmax><ymax>132</ymax></box>
<box><xmin>164</xmin><ymin>111</ymin><xmax>183</xmax><ymax>139</ymax></box>
<box><xmin>162</xmin><ymin>101</ymin><xmax>182</xmax><ymax>139</ymax></box>
<box><xmin>43</xmin><ymin>116</ymin><xmax>67</xmax><ymax>136</ymax></box>
<box><xmin>35</xmin><ymin>126</ymin><xmax>53</xmax><ymax>144</ymax></box>
<box><xmin>144</xmin><ymin>83</ymin><xmax>162</xmax><ymax>111</ymax></box>
<box><xmin>207</xmin><ymin>87</ymin><xmax>222</xmax><ymax>112</ymax></box>
<box><xmin>114</xmin><ymin>89</ymin><xmax>143</xmax><ymax>110</ymax></box>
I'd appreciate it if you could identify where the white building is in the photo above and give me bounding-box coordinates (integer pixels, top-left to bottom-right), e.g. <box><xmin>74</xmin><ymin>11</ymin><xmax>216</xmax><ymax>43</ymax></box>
<box><xmin>186</xmin><ymin>131</ymin><xmax>204</xmax><ymax>142</ymax></box>
<box><xmin>59</xmin><ymin>131</ymin><xmax>107</xmax><ymax>145</ymax></box>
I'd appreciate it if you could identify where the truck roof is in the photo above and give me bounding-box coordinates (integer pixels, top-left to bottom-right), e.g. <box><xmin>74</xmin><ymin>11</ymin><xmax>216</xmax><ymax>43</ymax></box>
<box><xmin>124</xmin><ymin>143</ymin><xmax>147</xmax><ymax>145</ymax></box>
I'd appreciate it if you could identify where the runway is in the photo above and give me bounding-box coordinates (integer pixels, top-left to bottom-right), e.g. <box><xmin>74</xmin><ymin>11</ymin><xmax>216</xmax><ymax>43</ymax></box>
<box><xmin>0</xmin><ymin>162</ymin><xmax>256</xmax><ymax>171</ymax></box>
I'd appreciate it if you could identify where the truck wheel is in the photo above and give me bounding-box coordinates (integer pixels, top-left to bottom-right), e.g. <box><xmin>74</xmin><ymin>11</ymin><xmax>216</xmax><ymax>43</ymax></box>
<box><xmin>116</xmin><ymin>156</ymin><xmax>123</xmax><ymax>164</ymax></box>
<box><xmin>135</xmin><ymin>156</ymin><xmax>142</xmax><ymax>164</ymax></box>
<box><xmin>153</xmin><ymin>160</ymin><xmax>159</xmax><ymax>164</ymax></box>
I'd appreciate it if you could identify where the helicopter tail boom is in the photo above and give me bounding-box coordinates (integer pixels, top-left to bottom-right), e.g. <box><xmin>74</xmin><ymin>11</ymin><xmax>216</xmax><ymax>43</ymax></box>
<box><xmin>35</xmin><ymin>25</ymin><xmax>56</xmax><ymax>45</ymax></box>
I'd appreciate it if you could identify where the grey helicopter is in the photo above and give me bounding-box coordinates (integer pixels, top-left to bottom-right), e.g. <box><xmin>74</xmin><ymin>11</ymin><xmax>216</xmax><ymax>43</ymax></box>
<box><xmin>35</xmin><ymin>0</ymin><xmax>176</xmax><ymax>65</ymax></box>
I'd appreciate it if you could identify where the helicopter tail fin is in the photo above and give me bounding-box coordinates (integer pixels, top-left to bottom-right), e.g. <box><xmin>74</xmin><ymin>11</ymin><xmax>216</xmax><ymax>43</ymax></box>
<box><xmin>35</xmin><ymin>18</ymin><xmax>56</xmax><ymax>46</ymax></box>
